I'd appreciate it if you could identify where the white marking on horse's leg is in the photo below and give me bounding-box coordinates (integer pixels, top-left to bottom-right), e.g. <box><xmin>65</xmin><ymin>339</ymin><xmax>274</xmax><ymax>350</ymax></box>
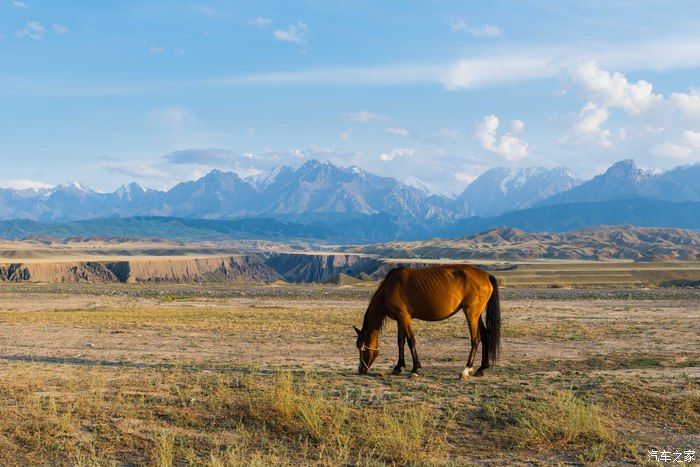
<box><xmin>459</xmin><ymin>366</ymin><xmax>473</xmax><ymax>380</ymax></box>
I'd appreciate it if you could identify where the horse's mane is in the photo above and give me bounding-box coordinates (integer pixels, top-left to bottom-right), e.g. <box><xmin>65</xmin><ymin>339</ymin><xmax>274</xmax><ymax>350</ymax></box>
<box><xmin>361</xmin><ymin>267</ymin><xmax>403</xmax><ymax>334</ymax></box>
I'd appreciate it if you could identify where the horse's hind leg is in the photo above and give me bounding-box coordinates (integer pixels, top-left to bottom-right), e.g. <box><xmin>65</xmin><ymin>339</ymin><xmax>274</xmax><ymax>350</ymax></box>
<box><xmin>474</xmin><ymin>319</ymin><xmax>490</xmax><ymax>377</ymax></box>
<box><xmin>459</xmin><ymin>303</ymin><xmax>481</xmax><ymax>380</ymax></box>
<box><xmin>392</xmin><ymin>325</ymin><xmax>406</xmax><ymax>375</ymax></box>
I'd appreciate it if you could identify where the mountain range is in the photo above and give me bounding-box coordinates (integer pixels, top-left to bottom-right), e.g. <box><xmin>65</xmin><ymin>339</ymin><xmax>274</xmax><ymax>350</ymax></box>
<box><xmin>537</xmin><ymin>159</ymin><xmax>700</xmax><ymax>206</ymax></box>
<box><xmin>0</xmin><ymin>159</ymin><xmax>697</xmax><ymax>242</ymax></box>
<box><xmin>0</xmin><ymin>160</ymin><xmax>583</xmax><ymax>223</ymax></box>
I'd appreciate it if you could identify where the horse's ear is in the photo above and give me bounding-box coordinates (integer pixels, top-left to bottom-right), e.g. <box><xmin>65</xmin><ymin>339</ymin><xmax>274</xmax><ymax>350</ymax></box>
<box><xmin>353</xmin><ymin>325</ymin><xmax>361</xmax><ymax>336</ymax></box>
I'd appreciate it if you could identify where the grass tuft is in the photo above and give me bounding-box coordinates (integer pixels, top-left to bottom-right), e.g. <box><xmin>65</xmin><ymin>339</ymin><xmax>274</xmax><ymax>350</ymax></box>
<box><xmin>153</xmin><ymin>430</ymin><xmax>175</xmax><ymax>467</ymax></box>
<box><xmin>506</xmin><ymin>391</ymin><xmax>614</xmax><ymax>450</ymax></box>
<box><xmin>363</xmin><ymin>405</ymin><xmax>448</xmax><ymax>464</ymax></box>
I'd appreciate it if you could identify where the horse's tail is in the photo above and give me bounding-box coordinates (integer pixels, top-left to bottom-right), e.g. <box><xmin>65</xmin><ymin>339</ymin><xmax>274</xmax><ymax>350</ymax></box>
<box><xmin>485</xmin><ymin>275</ymin><xmax>502</xmax><ymax>364</ymax></box>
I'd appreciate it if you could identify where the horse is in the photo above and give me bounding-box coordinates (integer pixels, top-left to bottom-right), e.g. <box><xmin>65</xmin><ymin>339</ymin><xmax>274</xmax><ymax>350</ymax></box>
<box><xmin>353</xmin><ymin>264</ymin><xmax>501</xmax><ymax>379</ymax></box>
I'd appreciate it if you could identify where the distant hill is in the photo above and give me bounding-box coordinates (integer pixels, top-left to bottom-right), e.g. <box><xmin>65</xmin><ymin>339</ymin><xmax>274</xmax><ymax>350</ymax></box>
<box><xmin>1</xmin><ymin>198</ymin><xmax>697</xmax><ymax>244</ymax></box>
<box><xmin>437</xmin><ymin>198</ymin><xmax>700</xmax><ymax>238</ymax></box>
<box><xmin>341</xmin><ymin>225</ymin><xmax>700</xmax><ymax>261</ymax></box>
<box><xmin>0</xmin><ymin>217</ymin><xmax>334</xmax><ymax>242</ymax></box>
<box><xmin>0</xmin><ymin>215</ymin><xmax>438</xmax><ymax>243</ymax></box>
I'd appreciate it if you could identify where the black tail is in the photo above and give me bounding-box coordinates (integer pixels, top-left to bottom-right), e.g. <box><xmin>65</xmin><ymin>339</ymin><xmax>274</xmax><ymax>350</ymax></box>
<box><xmin>485</xmin><ymin>275</ymin><xmax>502</xmax><ymax>364</ymax></box>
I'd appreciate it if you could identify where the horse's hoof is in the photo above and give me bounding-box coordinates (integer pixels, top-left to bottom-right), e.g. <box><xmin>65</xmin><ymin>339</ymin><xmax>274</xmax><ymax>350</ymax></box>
<box><xmin>409</xmin><ymin>372</ymin><xmax>420</xmax><ymax>379</ymax></box>
<box><xmin>459</xmin><ymin>367</ymin><xmax>473</xmax><ymax>380</ymax></box>
<box><xmin>391</xmin><ymin>368</ymin><xmax>402</xmax><ymax>375</ymax></box>
<box><xmin>473</xmin><ymin>369</ymin><xmax>485</xmax><ymax>377</ymax></box>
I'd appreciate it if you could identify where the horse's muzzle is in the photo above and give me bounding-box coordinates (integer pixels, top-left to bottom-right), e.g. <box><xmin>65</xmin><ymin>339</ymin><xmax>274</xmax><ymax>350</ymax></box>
<box><xmin>358</xmin><ymin>364</ymin><xmax>368</xmax><ymax>374</ymax></box>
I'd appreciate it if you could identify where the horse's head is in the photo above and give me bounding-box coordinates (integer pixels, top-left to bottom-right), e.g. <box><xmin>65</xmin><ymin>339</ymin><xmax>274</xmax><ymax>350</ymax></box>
<box><xmin>354</xmin><ymin>325</ymin><xmax>379</xmax><ymax>374</ymax></box>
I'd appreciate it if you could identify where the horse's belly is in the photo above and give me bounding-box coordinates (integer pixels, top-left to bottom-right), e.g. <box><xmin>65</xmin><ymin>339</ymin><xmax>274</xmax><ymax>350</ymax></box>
<box><xmin>411</xmin><ymin>295</ymin><xmax>463</xmax><ymax>321</ymax></box>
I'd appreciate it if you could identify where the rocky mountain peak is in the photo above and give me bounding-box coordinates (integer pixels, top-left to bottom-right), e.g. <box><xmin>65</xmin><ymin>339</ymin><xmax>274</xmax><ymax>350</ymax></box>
<box><xmin>605</xmin><ymin>159</ymin><xmax>652</xmax><ymax>181</ymax></box>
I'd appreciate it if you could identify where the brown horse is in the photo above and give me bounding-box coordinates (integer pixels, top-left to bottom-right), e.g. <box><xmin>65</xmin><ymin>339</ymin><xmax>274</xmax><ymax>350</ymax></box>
<box><xmin>354</xmin><ymin>265</ymin><xmax>501</xmax><ymax>379</ymax></box>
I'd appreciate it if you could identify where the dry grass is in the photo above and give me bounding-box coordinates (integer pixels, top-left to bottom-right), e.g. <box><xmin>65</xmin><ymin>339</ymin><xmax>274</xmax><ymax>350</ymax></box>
<box><xmin>362</xmin><ymin>405</ymin><xmax>449</xmax><ymax>464</ymax></box>
<box><xmin>476</xmin><ymin>390</ymin><xmax>621</xmax><ymax>464</ymax></box>
<box><xmin>0</xmin><ymin>360</ymin><xmax>456</xmax><ymax>465</ymax></box>
<box><xmin>505</xmin><ymin>391</ymin><xmax>614</xmax><ymax>450</ymax></box>
<box><xmin>0</xmin><ymin>283</ymin><xmax>698</xmax><ymax>464</ymax></box>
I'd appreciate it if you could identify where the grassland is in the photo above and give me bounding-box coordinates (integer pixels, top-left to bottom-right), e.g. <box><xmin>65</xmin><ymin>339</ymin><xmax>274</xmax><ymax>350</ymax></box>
<box><xmin>0</xmin><ymin>282</ymin><xmax>698</xmax><ymax>465</ymax></box>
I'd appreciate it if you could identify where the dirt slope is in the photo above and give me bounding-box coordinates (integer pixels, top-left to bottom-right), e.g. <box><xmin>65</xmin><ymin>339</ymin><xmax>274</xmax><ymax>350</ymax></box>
<box><xmin>0</xmin><ymin>255</ymin><xmax>282</xmax><ymax>284</ymax></box>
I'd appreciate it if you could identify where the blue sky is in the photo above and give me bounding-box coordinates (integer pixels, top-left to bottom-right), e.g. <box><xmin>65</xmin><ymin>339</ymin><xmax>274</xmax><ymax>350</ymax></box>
<box><xmin>1</xmin><ymin>1</ymin><xmax>700</xmax><ymax>194</ymax></box>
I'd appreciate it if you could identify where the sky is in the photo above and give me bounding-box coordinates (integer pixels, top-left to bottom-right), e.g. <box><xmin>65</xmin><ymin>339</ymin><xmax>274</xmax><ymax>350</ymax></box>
<box><xmin>1</xmin><ymin>0</ymin><xmax>700</xmax><ymax>194</ymax></box>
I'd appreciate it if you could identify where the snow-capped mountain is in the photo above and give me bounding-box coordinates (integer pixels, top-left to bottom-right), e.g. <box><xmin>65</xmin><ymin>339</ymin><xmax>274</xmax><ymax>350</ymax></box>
<box><xmin>538</xmin><ymin>159</ymin><xmax>700</xmax><ymax>206</ymax></box>
<box><xmin>0</xmin><ymin>160</ymin><xmax>696</xmax><ymax>230</ymax></box>
<box><xmin>457</xmin><ymin>166</ymin><xmax>583</xmax><ymax>216</ymax></box>
<box><xmin>245</xmin><ymin>165</ymin><xmax>293</xmax><ymax>191</ymax></box>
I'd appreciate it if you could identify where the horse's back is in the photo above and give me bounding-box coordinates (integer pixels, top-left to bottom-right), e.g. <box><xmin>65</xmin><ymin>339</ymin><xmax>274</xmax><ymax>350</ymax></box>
<box><xmin>383</xmin><ymin>265</ymin><xmax>492</xmax><ymax>321</ymax></box>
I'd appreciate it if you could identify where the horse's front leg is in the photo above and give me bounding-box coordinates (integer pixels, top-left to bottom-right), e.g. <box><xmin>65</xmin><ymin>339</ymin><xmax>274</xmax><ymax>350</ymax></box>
<box><xmin>401</xmin><ymin>317</ymin><xmax>421</xmax><ymax>374</ymax></box>
<box><xmin>392</xmin><ymin>325</ymin><xmax>406</xmax><ymax>375</ymax></box>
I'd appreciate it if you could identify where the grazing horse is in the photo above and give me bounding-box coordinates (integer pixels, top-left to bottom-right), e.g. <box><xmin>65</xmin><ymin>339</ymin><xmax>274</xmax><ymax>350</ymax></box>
<box><xmin>354</xmin><ymin>265</ymin><xmax>501</xmax><ymax>379</ymax></box>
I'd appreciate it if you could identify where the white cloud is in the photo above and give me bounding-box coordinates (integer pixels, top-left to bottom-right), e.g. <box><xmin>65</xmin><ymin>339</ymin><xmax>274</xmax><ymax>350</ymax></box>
<box><xmin>13</xmin><ymin>1</ymin><xmax>29</xmax><ymax>8</ymax></box>
<box><xmin>670</xmin><ymin>90</ymin><xmax>700</xmax><ymax>117</ymax></box>
<box><xmin>570</xmin><ymin>61</ymin><xmax>662</xmax><ymax>114</ymax></box>
<box><xmin>342</xmin><ymin>110</ymin><xmax>386</xmax><ymax>122</ymax></box>
<box><xmin>149</xmin><ymin>46</ymin><xmax>166</xmax><ymax>54</ymax></box>
<box><xmin>475</xmin><ymin>114</ymin><xmax>529</xmax><ymax>160</ymax></box>
<box><xmin>682</xmin><ymin>130</ymin><xmax>700</xmax><ymax>147</ymax></box>
<box><xmin>149</xmin><ymin>106</ymin><xmax>191</xmax><ymax>131</ymax></box>
<box><xmin>475</xmin><ymin>115</ymin><xmax>499</xmax><ymax>150</ymax></box>
<box><xmin>564</xmin><ymin>62</ymin><xmax>700</xmax><ymax>153</ymax></box>
<box><xmin>384</xmin><ymin>127</ymin><xmax>410</xmax><ymax>137</ymax></box>
<box><xmin>648</xmin><ymin>130</ymin><xmax>700</xmax><ymax>162</ymax></box>
<box><xmin>290</xmin><ymin>149</ymin><xmax>305</xmax><ymax>158</ymax></box>
<box><xmin>248</xmin><ymin>16</ymin><xmax>273</xmax><ymax>28</ymax></box>
<box><xmin>442</xmin><ymin>54</ymin><xmax>553</xmax><ymax>90</ymax></box>
<box><xmin>379</xmin><ymin>147</ymin><xmax>415</xmax><ymax>162</ymax></box>
<box><xmin>163</xmin><ymin>148</ymin><xmax>237</xmax><ymax>165</ymax></box>
<box><xmin>16</xmin><ymin>21</ymin><xmax>44</xmax><ymax>41</ymax></box>
<box><xmin>511</xmin><ymin>119</ymin><xmax>525</xmax><ymax>132</ymax></box>
<box><xmin>340</xmin><ymin>129</ymin><xmax>352</xmax><ymax>140</ymax></box>
<box><xmin>160</xmin><ymin>150</ymin><xmax>279</xmax><ymax>180</ymax></box>
<box><xmin>449</xmin><ymin>20</ymin><xmax>501</xmax><ymax>37</ymax></box>
<box><xmin>564</xmin><ymin>62</ymin><xmax>677</xmax><ymax>148</ymax></box>
<box><xmin>273</xmin><ymin>22</ymin><xmax>308</xmax><ymax>45</ymax></box>
<box><xmin>573</xmin><ymin>102</ymin><xmax>612</xmax><ymax>147</ymax></box>
<box><xmin>52</xmin><ymin>24</ymin><xmax>68</xmax><ymax>35</ymax></box>
<box><xmin>103</xmin><ymin>163</ymin><xmax>172</xmax><ymax>180</ymax></box>
<box><xmin>0</xmin><ymin>179</ymin><xmax>52</xmax><ymax>190</ymax></box>
<box><xmin>454</xmin><ymin>172</ymin><xmax>477</xmax><ymax>184</ymax></box>
<box><xmin>650</xmin><ymin>143</ymin><xmax>693</xmax><ymax>159</ymax></box>
<box><xmin>11</xmin><ymin>35</ymin><xmax>700</xmax><ymax>100</ymax></box>
<box><xmin>223</xmin><ymin>38</ymin><xmax>700</xmax><ymax>91</ymax></box>
<box><xmin>214</xmin><ymin>38</ymin><xmax>700</xmax><ymax>92</ymax></box>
